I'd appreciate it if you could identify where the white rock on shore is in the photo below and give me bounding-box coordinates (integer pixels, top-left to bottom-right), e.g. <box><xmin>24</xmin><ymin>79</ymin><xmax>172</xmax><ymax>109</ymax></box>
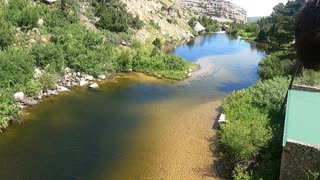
<box><xmin>80</xmin><ymin>80</ymin><xmax>89</xmax><ymax>86</ymax></box>
<box><xmin>57</xmin><ymin>86</ymin><xmax>70</xmax><ymax>92</ymax></box>
<box><xmin>89</xmin><ymin>83</ymin><xmax>99</xmax><ymax>89</ymax></box>
<box><xmin>85</xmin><ymin>75</ymin><xmax>94</xmax><ymax>81</ymax></box>
<box><xmin>97</xmin><ymin>75</ymin><xmax>106</xmax><ymax>80</ymax></box>
<box><xmin>14</xmin><ymin>92</ymin><xmax>25</xmax><ymax>102</ymax></box>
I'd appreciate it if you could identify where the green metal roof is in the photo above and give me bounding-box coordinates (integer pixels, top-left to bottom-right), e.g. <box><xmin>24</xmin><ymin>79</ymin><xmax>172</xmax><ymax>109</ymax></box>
<box><xmin>283</xmin><ymin>89</ymin><xmax>320</xmax><ymax>147</ymax></box>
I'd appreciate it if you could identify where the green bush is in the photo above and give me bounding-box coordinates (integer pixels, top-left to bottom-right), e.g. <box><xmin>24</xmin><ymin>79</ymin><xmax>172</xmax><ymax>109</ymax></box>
<box><xmin>249</xmin><ymin>77</ymin><xmax>289</xmax><ymax>114</ymax></box>
<box><xmin>152</xmin><ymin>38</ymin><xmax>162</xmax><ymax>49</ymax></box>
<box><xmin>0</xmin><ymin>103</ymin><xmax>20</xmax><ymax>131</ymax></box>
<box><xmin>221</xmin><ymin>77</ymin><xmax>289</xmax><ymax>177</ymax></box>
<box><xmin>95</xmin><ymin>8</ymin><xmax>128</xmax><ymax>32</ymax></box>
<box><xmin>72</xmin><ymin>49</ymin><xmax>111</xmax><ymax>76</ymax></box>
<box><xmin>39</xmin><ymin>73</ymin><xmax>56</xmax><ymax>91</ymax></box>
<box><xmin>149</xmin><ymin>20</ymin><xmax>160</xmax><ymax>29</ymax></box>
<box><xmin>32</xmin><ymin>43</ymin><xmax>65</xmax><ymax>72</ymax></box>
<box><xmin>129</xmin><ymin>15</ymin><xmax>144</xmax><ymax>30</ymax></box>
<box><xmin>0</xmin><ymin>21</ymin><xmax>15</xmax><ymax>49</ymax></box>
<box><xmin>258</xmin><ymin>52</ymin><xmax>295</xmax><ymax>80</ymax></box>
<box><xmin>113</xmin><ymin>50</ymin><xmax>132</xmax><ymax>72</ymax></box>
<box><xmin>24</xmin><ymin>80</ymin><xmax>42</xmax><ymax>97</ymax></box>
<box><xmin>17</xmin><ymin>7</ymin><xmax>39</xmax><ymax>29</ymax></box>
<box><xmin>220</xmin><ymin>113</ymin><xmax>272</xmax><ymax>161</ymax></box>
<box><xmin>0</xmin><ymin>48</ymin><xmax>35</xmax><ymax>89</ymax></box>
<box><xmin>44</xmin><ymin>10</ymin><xmax>69</xmax><ymax>29</ymax></box>
<box><xmin>2</xmin><ymin>0</ymin><xmax>27</xmax><ymax>24</ymax></box>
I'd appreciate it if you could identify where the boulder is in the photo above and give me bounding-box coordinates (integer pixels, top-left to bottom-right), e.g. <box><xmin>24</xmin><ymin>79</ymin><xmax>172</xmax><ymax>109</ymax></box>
<box><xmin>34</xmin><ymin>68</ymin><xmax>42</xmax><ymax>79</ymax></box>
<box><xmin>57</xmin><ymin>86</ymin><xmax>70</xmax><ymax>92</ymax></box>
<box><xmin>85</xmin><ymin>75</ymin><xmax>94</xmax><ymax>81</ymax></box>
<box><xmin>97</xmin><ymin>75</ymin><xmax>106</xmax><ymax>80</ymax></box>
<box><xmin>32</xmin><ymin>28</ymin><xmax>40</xmax><ymax>35</ymax></box>
<box><xmin>80</xmin><ymin>80</ymin><xmax>88</xmax><ymax>86</ymax></box>
<box><xmin>47</xmin><ymin>90</ymin><xmax>58</xmax><ymax>95</ymax></box>
<box><xmin>21</xmin><ymin>98</ymin><xmax>38</xmax><ymax>106</ymax></box>
<box><xmin>14</xmin><ymin>92</ymin><xmax>25</xmax><ymax>102</ymax></box>
<box><xmin>45</xmin><ymin>0</ymin><xmax>57</xmax><ymax>3</ymax></box>
<box><xmin>37</xmin><ymin>18</ymin><xmax>44</xmax><ymax>26</ymax></box>
<box><xmin>194</xmin><ymin>22</ymin><xmax>205</xmax><ymax>33</ymax></box>
<box><xmin>64</xmin><ymin>67</ymin><xmax>72</xmax><ymax>73</ymax></box>
<box><xmin>89</xmin><ymin>83</ymin><xmax>99</xmax><ymax>89</ymax></box>
<box><xmin>121</xmin><ymin>40</ymin><xmax>128</xmax><ymax>46</ymax></box>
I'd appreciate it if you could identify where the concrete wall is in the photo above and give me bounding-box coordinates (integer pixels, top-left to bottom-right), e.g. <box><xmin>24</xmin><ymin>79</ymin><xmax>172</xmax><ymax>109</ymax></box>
<box><xmin>280</xmin><ymin>140</ymin><xmax>320</xmax><ymax>180</ymax></box>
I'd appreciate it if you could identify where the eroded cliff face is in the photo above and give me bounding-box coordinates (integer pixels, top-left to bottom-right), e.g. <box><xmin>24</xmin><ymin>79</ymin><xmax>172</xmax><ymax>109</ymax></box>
<box><xmin>121</xmin><ymin>0</ymin><xmax>195</xmax><ymax>41</ymax></box>
<box><xmin>182</xmin><ymin>0</ymin><xmax>247</xmax><ymax>23</ymax></box>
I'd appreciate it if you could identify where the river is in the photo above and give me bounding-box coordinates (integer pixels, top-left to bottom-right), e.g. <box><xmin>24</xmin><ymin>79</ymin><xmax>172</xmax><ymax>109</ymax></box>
<box><xmin>0</xmin><ymin>33</ymin><xmax>265</xmax><ymax>180</ymax></box>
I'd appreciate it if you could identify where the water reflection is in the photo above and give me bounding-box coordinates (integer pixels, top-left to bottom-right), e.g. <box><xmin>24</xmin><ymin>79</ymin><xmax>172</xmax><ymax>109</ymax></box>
<box><xmin>171</xmin><ymin>33</ymin><xmax>265</xmax><ymax>62</ymax></box>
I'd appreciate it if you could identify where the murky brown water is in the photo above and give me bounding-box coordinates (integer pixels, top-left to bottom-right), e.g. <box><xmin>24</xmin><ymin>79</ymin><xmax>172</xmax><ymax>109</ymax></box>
<box><xmin>0</xmin><ymin>33</ymin><xmax>265</xmax><ymax>180</ymax></box>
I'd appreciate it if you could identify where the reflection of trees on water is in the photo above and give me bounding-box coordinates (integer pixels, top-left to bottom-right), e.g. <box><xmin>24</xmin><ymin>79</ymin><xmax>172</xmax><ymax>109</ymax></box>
<box><xmin>226</xmin><ymin>34</ymin><xmax>238</xmax><ymax>41</ymax></box>
<box><xmin>249</xmin><ymin>42</ymin><xmax>268</xmax><ymax>54</ymax></box>
<box><xmin>186</xmin><ymin>36</ymin><xmax>205</xmax><ymax>49</ymax></box>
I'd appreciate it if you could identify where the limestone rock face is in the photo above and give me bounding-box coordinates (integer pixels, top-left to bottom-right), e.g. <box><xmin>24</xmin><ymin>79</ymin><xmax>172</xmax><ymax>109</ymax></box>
<box><xmin>194</xmin><ymin>21</ymin><xmax>205</xmax><ymax>32</ymax></box>
<box><xmin>182</xmin><ymin>0</ymin><xmax>247</xmax><ymax>23</ymax></box>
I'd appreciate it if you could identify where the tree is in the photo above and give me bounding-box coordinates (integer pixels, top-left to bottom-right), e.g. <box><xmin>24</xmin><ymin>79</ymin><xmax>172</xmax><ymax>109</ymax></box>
<box><xmin>95</xmin><ymin>0</ymin><xmax>129</xmax><ymax>32</ymax></box>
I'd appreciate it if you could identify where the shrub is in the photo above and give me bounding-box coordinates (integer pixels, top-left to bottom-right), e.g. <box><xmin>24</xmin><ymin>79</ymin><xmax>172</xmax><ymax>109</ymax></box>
<box><xmin>220</xmin><ymin>114</ymin><xmax>272</xmax><ymax>162</ymax></box>
<box><xmin>0</xmin><ymin>21</ymin><xmax>15</xmax><ymax>49</ymax></box>
<box><xmin>39</xmin><ymin>73</ymin><xmax>56</xmax><ymax>91</ymax></box>
<box><xmin>113</xmin><ymin>50</ymin><xmax>132</xmax><ymax>72</ymax></box>
<box><xmin>32</xmin><ymin>43</ymin><xmax>65</xmax><ymax>72</ymax></box>
<box><xmin>249</xmin><ymin>77</ymin><xmax>289</xmax><ymax>114</ymax></box>
<box><xmin>95</xmin><ymin>8</ymin><xmax>128</xmax><ymax>32</ymax></box>
<box><xmin>149</xmin><ymin>20</ymin><xmax>160</xmax><ymax>29</ymax></box>
<box><xmin>17</xmin><ymin>7</ymin><xmax>39</xmax><ymax>29</ymax></box>
<box><xmin>152</xmin><ymin>38</ymin><xmax>162</xmax><ymax>49</ymax></box>
<box><xmin>258</xmin><ymin>52</ymin><xmax>295</xmax><ymax>80</ymax></box>
<box><xmin>0</xmin><ymin>48</ymin><xmax>35</xmax><ymax>89</ymax></box>
<box><xmin>2</xmin><ymin>0</ymin><xmax>27</xmax><ymax>24</ymax></box>
<box><xmin>44</xmin><ymin>10</ymin><xmax>69</xmax><ymax>28</ymax></box>
<box><xmin>0</xmin><ymin>103</ymin><xmax>20</xmax><ymax>131</ymax></box>
<box><xmin>24</xmin><ymin>80</ymin><xmax>42</xmax><ymax>97</ymax></box>
<box><xmin>129</xmin><ymin>15</ymin><xmax>144</xmax><ymax>30</ymax></box>
<box><xmin>162</xmin><ymin>54</ymin><xmax>187</xmax><ymax>71</ymax></box>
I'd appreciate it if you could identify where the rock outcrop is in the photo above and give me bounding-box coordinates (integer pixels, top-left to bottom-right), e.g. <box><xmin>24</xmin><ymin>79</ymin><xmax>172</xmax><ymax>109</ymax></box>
<box><xmin>194</xmin><ymin>21</ymin><xmax>205</xmax><ymax>33</ymax></box>
<box><xmin>182</xmin><ymin>0</ymin><xmax>247</xmax><ymax>23</ymax></box>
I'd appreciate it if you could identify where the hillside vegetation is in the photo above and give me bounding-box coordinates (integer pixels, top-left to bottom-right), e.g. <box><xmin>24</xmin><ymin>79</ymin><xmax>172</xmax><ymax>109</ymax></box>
<box><xmin>219</xmin><ymin>1</ymin><xmax>320</xmax><ymax>179</ymax></box>
<box><xmin>0</xmin><ymin>0</ymin><xmax>200</xmax><ymax>131</ymax></box>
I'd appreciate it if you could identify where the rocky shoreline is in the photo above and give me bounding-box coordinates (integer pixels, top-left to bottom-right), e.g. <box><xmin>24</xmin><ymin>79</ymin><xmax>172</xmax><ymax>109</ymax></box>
<box><xmin>14</xmin><ymin>64</ymin><xmax>200</xmax><ymax>110</ymax></box>
<box><xmin>14</xmin><ymin>67</ymin><xmax>113</xmax><ymax>109</ymax></box>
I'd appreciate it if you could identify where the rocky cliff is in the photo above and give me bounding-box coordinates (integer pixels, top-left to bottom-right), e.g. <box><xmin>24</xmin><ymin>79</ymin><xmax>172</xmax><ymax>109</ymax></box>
<box><xmin>121</xmin><ymin>0</ymin><xmax>195</xmax><ymax>41</ymax></box>
<box><xmin>181</xmin><ymin>0</ymin><xmax>247</xmax><ymax>23</ymax></box>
